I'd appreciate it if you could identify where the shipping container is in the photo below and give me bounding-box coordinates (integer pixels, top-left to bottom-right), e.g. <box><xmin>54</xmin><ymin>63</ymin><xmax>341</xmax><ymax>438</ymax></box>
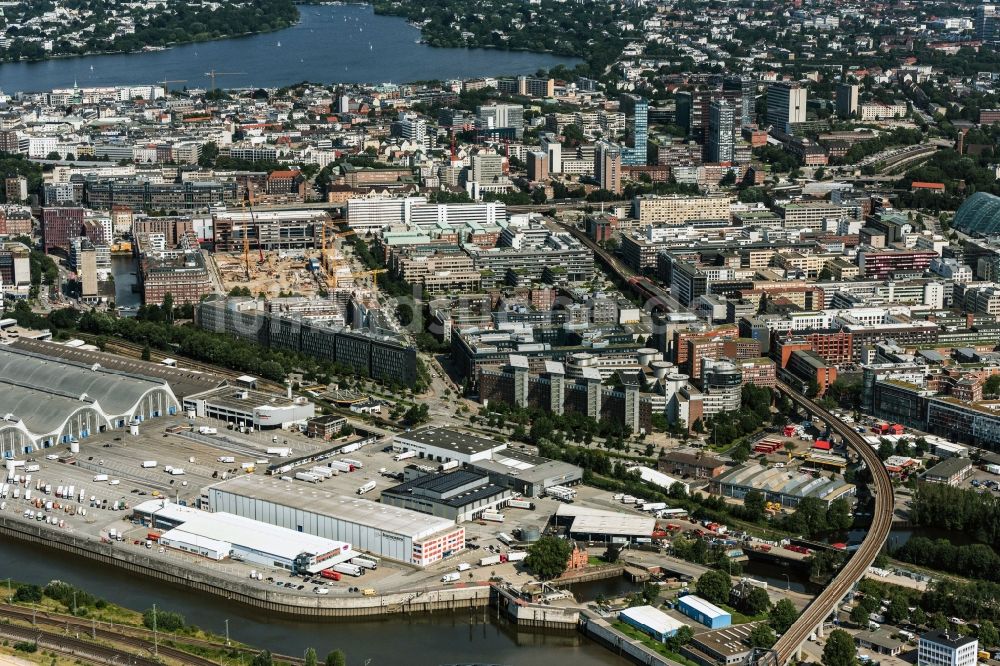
<box><xmin>141</xmin><ymin>461</ymin><xmax>157</xmax><ymax>468</ymax></box>
<box><xmin>340</xmin><ymin>442</ymin><xmax>361</xmax><ymax>454</ymax></box>
<box><xmin>310</xmin><ymin>467</ymin><xmax>334</xmax><ymax>479</ymax></box>
<box><xmin>438</xmin><ymin>460</ymin><xmax>460</xmax><ymax>472</ymax></box>
<box><xmin>320</xmin><ymin>569</ymin><xmax>342</xmax><ymax>581</ymax></box>
<box><xmin>507</xmin><ymin>499</ymin><xmax>535</xmax><ymax>510</ymax></box>
<box><xmin>328</xmin><ymin>461</ymin><xmax>351</xmax><ymax>473</ymax></box>
<box><xmin>481</xmin><ymin>510</ymin><xmax>504</xmax><ymax>523</ymax></box>
<box><xmin>267</xmin><ymin>447</ymin><xmax>291</xmax><ymax>457</ymax></box>
<box><xmin>393</xmin><ymin>450</ymin><xmax>417</xmax><ymax>462</ymax></box>
<box><xmin>479</xmin><ymin>554</ymin><xmax>502</xmax><ymax>566</ymax></box>
<box><xmin>351</xmin><ymin>557</ymin><xmax>377</xmax><ymax>570</ymax></box>
<box><xmin>506</xmin><ymin>551</ymin><xmax>527</xmax><ymax>562</ymax></box>
<box><xmin>342</xmin><ymin>458</ymin><xmax>363</xmax><ymax>469</ymax></box>
<box><xmin>295</xmin><ymin>472</ymin><xmax>320</xmax><ymax>484</ymax></box>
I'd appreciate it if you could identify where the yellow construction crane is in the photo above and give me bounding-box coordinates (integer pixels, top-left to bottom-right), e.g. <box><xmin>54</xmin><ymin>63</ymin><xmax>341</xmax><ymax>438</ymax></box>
<box><xmin>161</xmin><ymin>79</ymin><xmax>187</xmax><ymax>94</ymax></box>
<box><xmin>351</xmin><ymin>269</ymin><xmax>387</xmax><ymax>289</ymax></box>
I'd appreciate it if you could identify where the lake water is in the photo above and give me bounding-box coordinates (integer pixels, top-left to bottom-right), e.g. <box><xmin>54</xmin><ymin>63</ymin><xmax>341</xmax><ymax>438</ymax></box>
<box><xmin>1</xmin><ymin>538</ymin><xmax>622</xmax><ymax>666</ymax></box>
<box><xmin>0</xmin><ymin>5</ymin><xmax>579</xmax><ymax>93</ymax></box>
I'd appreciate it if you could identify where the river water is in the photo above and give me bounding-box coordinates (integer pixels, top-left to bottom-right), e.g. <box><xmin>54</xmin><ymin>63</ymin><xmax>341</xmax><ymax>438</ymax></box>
<box><xmin>0</xmin><ymin>5</ymin><xmax>579</xmax><ymax>93</ymax></box>
<box><xmin>1</xmin><ymin>538</ymin><xmax>622</xmax><ymax>666</ymax></box>
<box><xmin>110</xmin><ymin>255</ymin><xmax>140</xmax><ymax>308</ymax></box>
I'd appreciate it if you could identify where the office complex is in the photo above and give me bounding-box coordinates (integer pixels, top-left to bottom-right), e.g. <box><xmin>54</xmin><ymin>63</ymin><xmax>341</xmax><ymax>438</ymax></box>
<box><xmin>766</xmin><ymin>82</ymin><xmax>807</xmax><ymax>133</ymax></box>
<box><xmin>706</xmin><ymin>99</ymin><xmax>736</xmax><ymax>163</ymax></box>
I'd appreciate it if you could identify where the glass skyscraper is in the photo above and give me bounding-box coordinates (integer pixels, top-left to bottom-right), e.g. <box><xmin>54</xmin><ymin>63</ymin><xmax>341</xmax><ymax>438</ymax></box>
<box><xmin>623</xmin><ymin>97</ymin><xmax>648</xmax><ymax>166</ymax></box>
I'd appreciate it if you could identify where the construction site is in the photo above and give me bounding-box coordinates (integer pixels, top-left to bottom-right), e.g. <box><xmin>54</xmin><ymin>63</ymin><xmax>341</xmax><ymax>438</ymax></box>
<box><xmin>210</xmin><ymin>205</ymin><xmax>386</xmax><ymax>299</ymax></box>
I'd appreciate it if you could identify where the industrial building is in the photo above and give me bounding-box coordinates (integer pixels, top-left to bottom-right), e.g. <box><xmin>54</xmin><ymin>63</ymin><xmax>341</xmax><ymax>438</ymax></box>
<box><xmin>392</xmin><ymin>427</ymin><xmax>582</xmax><ymax>498</ymax></box>
<box><xmin>393</xmin><ymin>426</ymin><xmax>506</xmax><ymax>463</ymax></box>
<box><xmin>132</xmin><ymin>500</ymin><xmax>354</xmax><ymax>571</ymax></box>
<box><xmin>0</xmin><ymin>345</ymin><xmax>180</xmax><ymax>457</ymax></box>
<box><xmin>380</xmin><ymin>468</ymin><xmax>513</xmax><ymax>522</ymax></box>
<box><xmin>468</xmin><ymin>448</ymin><xmax>583</xmax><ymax>498</ymax></box>
<box><xmin>183</xmin><ymin>386</ymin><xmax>316</xmax><ymax>430</ymax></box>
<box><xmin>710</xmin><ymin>463</ymin><xmax>856</xmax><ymax>508</ymax></box>
<box><xmin>677</xmin><ymin>595</ymin><xmax>731</xmax><ymax>629</ymax></box>
<box><xmin>618</xmin><ymin>606</ymin><xmax>686</xmax><ymax>642</ymax></box>
<box><xmin>553</xmin><ymin>504</ymin><xmax>655</xmax><ymax>543</ymax></box>
<box><xmin>683</xmin><ymin>623</ymin><xmax>760</xmax><ymax>666</ymax></box>
<box><xmin>626</xmin><ymin>465</ymin><xmax>690</xmax><ymax>495</ymax></box>
<box><xmin>205</xmin><ymin>475</ymin><xmax>465</xmax><ymax>567</ymax></box>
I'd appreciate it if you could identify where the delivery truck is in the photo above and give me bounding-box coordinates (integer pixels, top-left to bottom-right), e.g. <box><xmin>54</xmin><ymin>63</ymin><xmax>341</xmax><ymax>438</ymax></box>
<box><xmin>332</xmin><ymin>563</ymin><xmax>363</xmax><ymax>577</ymax></box>
<box><xmin>357</xmin><ymin>481</ymin><xmax>376</xmax><ymax>495</ymax></box>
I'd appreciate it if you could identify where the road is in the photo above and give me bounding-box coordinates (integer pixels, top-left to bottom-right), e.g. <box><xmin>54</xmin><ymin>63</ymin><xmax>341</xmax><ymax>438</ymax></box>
<box><xmin>768</xmin><ymin>381</ymin><xmax>894</xmax><ymax>665</ymax></box>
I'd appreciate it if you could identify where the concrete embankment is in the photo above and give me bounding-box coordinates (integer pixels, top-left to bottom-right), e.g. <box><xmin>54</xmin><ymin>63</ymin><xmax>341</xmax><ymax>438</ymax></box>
<box><xmin>0</xmin><ymin>516</ymin><xmax>489</xmax><ymax>618</ymax></box>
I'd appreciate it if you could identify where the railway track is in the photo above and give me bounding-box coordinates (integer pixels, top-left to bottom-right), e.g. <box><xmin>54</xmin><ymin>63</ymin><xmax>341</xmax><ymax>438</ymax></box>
<box><xmin>0</xmin><ymin>620</ymin><xmax>162</xmax><ymax>666</ymax></box>
<box><xmin>0</xmin><ymin>605</ymin><xmax>303</xmax><ymax>666</ymax></box>
<box><xmin>76</xmin><ymin>334</ymin><xmax>284</xmax><ymax>392</ymax></box>
<box><xmin>769</xmin><ymin>382</ymin><xmax>894</xmax><ymax>664</ymax></box>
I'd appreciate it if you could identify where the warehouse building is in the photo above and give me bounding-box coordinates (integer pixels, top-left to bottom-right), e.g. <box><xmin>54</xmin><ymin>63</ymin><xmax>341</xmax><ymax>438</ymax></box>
<box><xmin>619</xmin><ymin>605</ymin><xmax>686</xmax><ymax>642</ymax></box>
<box><xmin>677</xmin><ymin>595</ymin><xmax>731</xmax><ymax>629</ymax></box>
<box><xmin>393</xmin><ymin>426</ymin><xmax>582</xmax><ymax>497</ymax></box>
<box><xmin>392</xmin><ymin>426</ymin><xmax>506</xmax><ymax>464</ymax></box>
<box><xmin>468</xmin><ymin>448</ymin><xmax>583</xmax><ymax>498</ymax></box>
<box><xmin>132</xmin><ymin>500</ymin><xmax>354</xmax><ymax>572</ymax></box>
<box><xmin>183</xmin><ymin>386</ymin><xmax>315</xmax><ymax>430</ymax></box>
<box><xmin>380</xmin><ymin>468</ymin><xmax>513</xmax><ymax>522</ymax></box>
<box><xmin>710</xmin><ymin>463</ymin><xmax>856</xmax><ymax>508</ymax></box>
<box><xmin>0</xmin><ymin>345</ymin><xmax>180</xmax><ymax>457</ymax></box>
<box><xmin>553</xmin><ymin>504</ymin><xmax>655</xmax><ymax>543</ymax></box>
<box><xmin>204</xmin><ymin>475</ymin><xmax>465</xmax><ymax>567</ymax></box>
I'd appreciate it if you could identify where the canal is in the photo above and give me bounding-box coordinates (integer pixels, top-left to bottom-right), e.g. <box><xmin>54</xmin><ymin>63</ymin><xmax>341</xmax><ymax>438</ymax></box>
<box><xmin>1</xmin><ymin>538</ymin><xmax>624</xmax><ymax>665</ymax></box>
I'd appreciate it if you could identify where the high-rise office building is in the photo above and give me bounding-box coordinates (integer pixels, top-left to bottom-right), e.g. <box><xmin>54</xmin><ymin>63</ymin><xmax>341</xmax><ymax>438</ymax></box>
<box><xmin>706</xmin><ymin>100</ymin><xmax>736</xmax><ymax>164</ymax></box>
<box><xmin>471</xmin><ymin>153</ymin><xmax>505</xmax><ymax>184</ymax></box>
<box><xmin>594</xmin><ymin>142</ymin><xmax>621</xmax><ymax>194</ymax></box>
<box><xmin>835</xmin><ymin>83</ymin><xmax>860</xmax><ymax>118</ymax></box>
<box><xmin>540</xmin><ymin>133</ymin><xmax>562</xmax><ymax>173</ymax></box>
<box><xmin>977</xmin><ymin>5</ymin><xmax>1000</xmax><ymax>43</ymax></box>
<box><xmin>622</xmin><ymin>96</ymin><xmax>648</xmax><ymax>166</ymax></box>
<box><xmin>399</xmin><ymin>113</ymin><xmax>428</xmax><ymax>146</ymax></box>
<box><xmin>527</xmin><ymin>152</ymin><xmax>549</xmax><ymax>181</ymax></box>
<box><xmin>766</xmin><ymin>82</ymin><xmax>807</xmax><ymax>133</ymax></box>
<box><xmin>476</xmin><ymin>104</ymin><xmax>524</xmax><ymax>138</ymax></box>
<box><xmin>723</xmin><ymin>76</ymin><xmax>756</xmax><ymax>127</ymax></box>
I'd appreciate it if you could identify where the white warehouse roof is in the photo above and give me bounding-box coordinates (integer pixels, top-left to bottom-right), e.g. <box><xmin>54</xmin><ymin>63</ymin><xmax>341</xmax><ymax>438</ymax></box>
<box><xmin>556</xmin><ymin>504</ymin><xmax>655</xmax><ymax>537</ymax></box>
<box><xmin>627</xmin><ymin>465</ymin><xmax>690</xmax><ymax>495</ymax></box>
<box><xmin>620</xmin><ymin>605</ymin><xmax>687</xmax><ymax>635</ymax></box>
<box><xmin>134</xmin><ymin>500</ymin><xmax>351</xmax><ymax>561</ymax></box>
<box><xmin>208</xmin><ymin>475</ymin><xmax>457</xmax><ymax>541</ymax></box>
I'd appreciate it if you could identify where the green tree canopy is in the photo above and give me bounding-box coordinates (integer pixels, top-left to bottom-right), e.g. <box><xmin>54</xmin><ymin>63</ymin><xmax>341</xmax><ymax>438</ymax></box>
<box><xmin>822</xmin><ymin>630</ymin><xmax>857</xmax><ymax>666</ymax></box>
<box><xmin>525</xmin><ymin>536</ymin><xmax>573</xmax><ymax>579</ymax></box>
<box><xmin>695</xmin><ymin>569</ymin><xmax>732</xmax><ymax>605</ymax></box>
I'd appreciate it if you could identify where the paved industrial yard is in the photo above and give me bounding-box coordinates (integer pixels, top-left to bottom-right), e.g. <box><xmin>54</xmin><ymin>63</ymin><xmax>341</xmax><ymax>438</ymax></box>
<box><xmin>1</xmin><ymin>414</ymin><xmax>634</xmax><ymax>597</ymax></box>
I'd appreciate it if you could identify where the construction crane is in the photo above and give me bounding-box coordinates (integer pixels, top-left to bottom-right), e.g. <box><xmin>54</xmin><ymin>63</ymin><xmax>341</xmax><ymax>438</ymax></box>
<box><xmin>161</xmin><ymin>79</ymin><xmax>187</xmax><ymax>95</ymax></box>
<box><xmin>204</xmin><ymin>70</ymin><xmax>246</xmax><ymax>93</ymax></box>
<box><xmin>351</xmin><ymin>268</ymin><xmax>389</xmax><ymax>291</ymax></box>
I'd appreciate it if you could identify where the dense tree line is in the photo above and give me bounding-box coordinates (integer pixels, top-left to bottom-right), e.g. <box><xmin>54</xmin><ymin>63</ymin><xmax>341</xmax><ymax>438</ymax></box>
<box><xmin>894</xmin><ymin>537</ymin><xmax>1000</xmax><ymax>582</ymax></box>
<box><xmin>2</xmin><ymin>0</ymin><xmax>299</xmax><ymax>63</ymax></box>
<box><xmin>0</xmin><ymin>154</ymin><xmax>43</xmax><ymax>202</ymax></box>
<box><xmin>370</xmin><ymin>0</ymin><xmax>650</xmax><ymax>77</ymax></box>
<box><xmin>777</xmin><ymin>497</ymin><xmax>854</xmax><ymax>538</ymax></box>
<box><xmin>909</xmin><ymin>483</ymin><xmax>1000</xmax><ymax>550</ymax></box>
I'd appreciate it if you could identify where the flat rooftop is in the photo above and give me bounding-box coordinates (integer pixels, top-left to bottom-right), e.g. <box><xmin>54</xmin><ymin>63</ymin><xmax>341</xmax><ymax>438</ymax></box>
<box><xmin>382</xmin><ymin>469</ymin><xmax>509</xmax><ymax>508</ymax></box>
<box><xmin>469</xmin><ymin>446</ymin><xmax>582</xmax><ymax>483</ymax></box>
<box><xmin>555</xmin><ymin>504</ymin><xmax>655</xmax><ymax>537</ymax></box>
<box><xmin>187</xmin><ymin>386</ymin><xmax>299</xmax><ymax>411</ymax></box>
<box><xmin>207</xmin><ymin>474</ymin><xmax>457</xmax><ymax>541</ymax></box>
<box><xmin>395</xmin><ymin>426</ymin><xmax>504</xmax><ymax>456</ymax></box>
<box><xmin>134</xmin><ymin>499</ymin><xmax>351</xmax><ymax>561</ymax></box>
